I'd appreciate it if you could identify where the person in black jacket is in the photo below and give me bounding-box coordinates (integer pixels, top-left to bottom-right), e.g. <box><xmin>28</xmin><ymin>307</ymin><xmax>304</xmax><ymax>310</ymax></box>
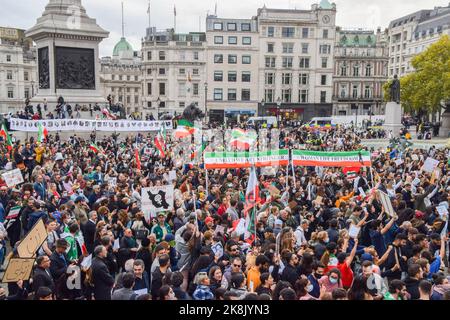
<box><xmin>49</xmin><ymin>239</ymin><xmax>70</xmax><ymax>280</ymax></box>
<box><xmin>32</xmin><ymin>255</ymin><xmax>55</xmax><ymax>294</ymax></box>
<box><xmin>100</xmin><ymin>235</ymin><xmax>118</xmax><ymax>278</ymax></box>
<box><xmin>81</xmin><ymin>211</ymin><xmax>97</xmax><ymax>254</ymax></box>
<box><xmin>381</xmin><ymin>233</ymin><xmax>408</xmax><ymax>281</ymax></box>
<box><xmin>281</xmin><ymin>252</ymin><xmax>300</xmax><ymax>287</ymax></box>
<box><xmin>404</xmin><ymin>264</ymin><xmax>423</xmax><ymax>300</ymax></box>
<box><xmin>91</xmin><ymin>245</ymin><xmax>115</xmax><ymax>300</ymax></box>
<box><xmin>135</xmin><ymin>238</ymin><xmax>153</xmax><ymax>283</ymax></box>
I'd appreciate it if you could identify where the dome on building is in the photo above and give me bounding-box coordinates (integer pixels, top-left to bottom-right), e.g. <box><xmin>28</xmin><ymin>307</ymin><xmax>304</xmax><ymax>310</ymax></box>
<box><xmin>113</xmin><ymin>37</ymin><xmax>133</xmax><ymax>59</ymax></box>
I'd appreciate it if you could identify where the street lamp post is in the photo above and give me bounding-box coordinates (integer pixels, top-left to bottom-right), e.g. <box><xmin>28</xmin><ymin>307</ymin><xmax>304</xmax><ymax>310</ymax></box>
<box><xmin>31</xmin><ymin>80</ymin><xmax>35</xmax><ymax>97</ymax></box>
<box><xmin>204</xmin><ymin>82</ymin><xmax>208</xmax><ymax>124</ymax></box>
<box><xmin>276</xmin><ymin>97</ymin><xmax>282</xmax><ymax>125</ymax></box>
<box><xmin>156</xmin><ymin>97</ymin><xmax>160</xmax><ymax>120</ymax></box>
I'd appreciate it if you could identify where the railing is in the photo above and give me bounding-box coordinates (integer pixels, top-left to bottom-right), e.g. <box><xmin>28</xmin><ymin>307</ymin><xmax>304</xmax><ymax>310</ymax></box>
<box><xmin>333</xmin><ymin>95</ymin><xmax>383</xmax><ymax>101</ymax></box>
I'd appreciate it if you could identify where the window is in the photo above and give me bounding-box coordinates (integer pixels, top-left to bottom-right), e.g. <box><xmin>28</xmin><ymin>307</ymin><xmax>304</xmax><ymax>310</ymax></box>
<box><xmin>159</xmin><ymin>83</ymin><xmax>166</xmax><ymax>95</ymax></box>
<box><xmin>321</xmin><ymin>75</ymin><xmax>327</xmax><ymax>85</ymax></box>
<box><xmin>323</xmin><ymin>29</ymin><xmax>329</xmax><ymax>39</ymax></box>
<box><xmin>265</xmin><ymin>73</ymin><xmax>275</xmax><ymax>85</ymax></box>
<box><xmin>178</xmin><ymin>83</ymin><xmax>186</xmax><ymax>97</ymax></box>
<box><xmin>127</xmin><ymin>87</ymin><xmax>131</xmax><ymax>93</ymax></box>
<box><xmin>265</xmin><ymin>89</ymin><xmax>274</xmax><ymax>102</ymax></box>
<box><xmin>193</xmin><ymin>69</ymin><xmax>199</xmax><ymax>75</ymax></box>
<box><xmin>193</xmin><ymin>83</ymin><xmax>199</xmax><ymax>95</ymax></box>
<box><xmin>6</xmin><ymin>55</ymin><xmax>11</xmax><ymax>62</ymax></box>
<box><xmin>340</xmin><ymin>85</ymin><xmax>347</xmax><ymax>98</ymax></box>
<box><xmin>242</xmin><ymin>55</ymin><xmax>251</xmax><ymax>64</ymax></box>
<box><xmin>24</xmin><ymin>88</ymin><xmax>30</xmax><ymax>99</ymax></box>
<box><xmin>23</xmin><ymin>72</ymin><xmax>29</xmax><ymax>81</ymax></box>
<box><xmin>135</xmin><ymin>88</ymin><xmax>139</xmax><ymax>93</ymax></box>
<box><xmin>147</xmin><ymin>69</ymin><xmax>151</xmax><ymax>75</ymax></box>
<box><xmin>299</xmin><ymin>73</ymin><xmax>309</xmax><ymax>85</ymax></box>
<box><xmin>282</xmin><ymin>27</ymin><xmax>295</xmax><ymax>38</ymax></box>
<box><xmin>265</xmin><ymin>56</ymin><xmax>276</xmax><ymax>68</ymax></box>
<box><xmin>365</xmin><ymin>64</ymin><xmax>372</xmax><ymax>76</ymax></box>
<box><xmin>282</xmin><ymin>43</ymin><xmax>294</xmax><ymax>53</ymax></box>
<box><xmin>147</xmin><ymin>51</ymin><xmax>152</xmax><ymax>60</ymax></box>
<box><xmin>127</xmin><ymin>76</ymin><xmax>131</xmax><ymax>81</ymax></box>
<box><xmin>242</xmin><ymin>72</ymin><xmax>251</xmax><ymax>82</ymax></box>
<box><xmin>301</xmin><ymin>43</ymin><xmax>309</xmax><ymax>54</ymax></box>
<box><xmin>119</xmin><ymin>75</ymin><xmax>122</xmax><ymax>81</ymax></box>
<box><xmin>299</xmin><ymin>57</ymin><xmax>310</xmax><ymax>69</ymax></box>
<box><xmin>159</xmin><ymin>51</ymin><xmax>165</xmax><ymax>60</ymax></box>
<box><xmin>6</xmin><ymin>71</ymin><xmax>12</xmax><ymax>80</ymax></box>
<box><xmin>302</xmin><ymin>28</ymin><xmax>309</xmax><ymax>38</ymax></box>
<box><xmin>214</xmin><ymin>71</ymin><xmax>223</xmax><ymax>81</ymax></box>
<box><xmin>228</xmin><ymin>55</ymin><xmax>237</xmax><ymax>64</ymax></box>
<box><xmin>282</xmin><ymin>89</ymin><xmax>291</xmax><ymax>103</ymax></box>
<box><xmin>320</xmin><ymin>91</ymin><xmax>326</xmax><ymax>103</ymax></box>
<box><xmin>192</xmin><ymin>34</ymin><xmax>200</xmax><ymax>42</ymax></box>
<box><xmin>179</xmin><ymin>51</ymin><xmax>186</xmax><ymax>61</ymax></box>
<box><xmin>214</xmin><ymin>22</ymin><xmax>223</xmax><ymax>30</ymax></box>
<box><xmin>179</xmin><ymin>68</ymin><xmax>185</xmax><ymax>75</ymax></box>
<box><xmin>242</xmin><ymin>37</ymin><xmax>251</xmax><ymax>45</ymax></box>
<box><xmin>194</xmin><ymin>52</ymin><xmax>199</xmax><ymax>60</ymax></box>
<box><xmin>228</xmin><ymin>71</ymin><xmax>237</xmax><ymax>82</ymax></box>
<box><xmin>319</xmin><ymin>44</ymin><xmax>331</xmax><ymax>54</ymax></box>
<box><xmin>282</xmin><ymin>57</ymin><xmax>293</xmax><ymax>68</ymax></box>
<box><xmin>282</xmin><ymin>73</ymin><xmax>292</xmax><ymax>85</ymax></box>
<box><xmin>228</xmin><ymin>36</ymin><xmax>237</xmax><ymax>45</ymax></box>
<box><xmin>299</xmin><ymin>89</ymin><xmax>308</xmax><ymax>103</ymax></box>
<box><xmin>159</xmin><ymin>68</ymin><xmax>166</xmax><ymax>75</ymax></box>
<box><xmin>147</xmin><ymin>102</ymin><xmax>152</xmax><ymax>108</ymax></box>
<box><xmin>214</xmin><ymin>54</ymin><xmax>223</xmax><ymax>63</ymax></box>
<box><xmin>214</xmin><ymin>36</ymin><xmax>223</xmax><ymax>44</ymax></box>
<box><xmin>214</xmin><ymin>88</ymin><xmax>223</xmax><ymax>100</ymax></box>
<box><xmin>112</xmin><ymin>74</ymin><xmax>116</xmax><ymax>80</ymax></box>
<box><xmin>353</xmin><ymin>65</ymin><xmax>359</xmax><ymax>76</ymax></box>
<box><xmin>352</xmin><ymin>85</ymin><xmax>358</xmax><ymax>98</ymax></box>
<box><xmin>267</xmin><ymin>43</ymin><xmax>274</xmax><ymax>53</ymax></box>
<box><xmin>135</xmin><ymin>76</ymin><xmax>139</xmax><ymax>81</ymax></box>
<box><xmin>7</xmin><ymin>87</ymin><xmax>13</xmax><ymax>98</ymax></box>
<box><xmin>159</xmin><ymin>101</ymin><xmax>166</xmax><ymax>108</ymax></box>
<box><xmin>321</xmin><ymin>57</ymin><xmax>328</xmax><ymax>68</ymax></box>
<box><xmin>241</xmin><ymin>23</ymin><xmax>251</xmax><ymax>31</ymax></box>
<box><xmin>227</xmin><ymin>23</ymin><xmax>237</xmax><ymax>31</ymax></box>
<box><xmin>364</xmin><ymin>85</ymin><xmax>371</xmax><ymax>98</ymax></box>
<box><xmin>228</xmin><ymin>89</ymin><xmax>237</xmax><ymax>101</ymax></box>
<box><xmin>241</xmin><ymin>89</ymin><xmax>250</xmax><ymax>101</ymax></box>
<box><xmin>268</xmin><ymin>26</ymin><xmax>275</xmax><ymax>37</ymax></box>
<box><xmin>127</xmin><ymin>96</ymin><xmax>131</xmax><ymax>104</ymax></box>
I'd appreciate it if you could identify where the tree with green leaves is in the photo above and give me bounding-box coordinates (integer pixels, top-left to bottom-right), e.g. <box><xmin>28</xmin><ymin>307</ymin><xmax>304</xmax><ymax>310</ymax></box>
<box><xmin>383</xmin><ymin>35</ymin><xmax>450</xmax><ymax>115</ymax></box>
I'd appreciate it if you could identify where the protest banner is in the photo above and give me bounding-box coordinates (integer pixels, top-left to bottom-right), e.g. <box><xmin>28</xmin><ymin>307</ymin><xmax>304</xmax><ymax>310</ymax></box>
<box><xmin>16</xmin><ymin>218</ymin><xmax>47</xmax><ymax>258</ymax></box>
<box><xmin>1</xmin><ymin>258</ymin><xmax>35</xmax><ymax>283</ymax></box>
<box><xmin>378</xmin><ymin>190</ymin><xmax>396</xmax><ymax>218</ymax></box>
<box><xmin>141</xmin><ymin>185</ymin><xmax>174</xmax><ymax>217</ymax></box>
<box><xmin>1</xmin><ymin>169</ymin><xmax>24</xmax><ymax>187</ymax></box>
<box><xmin>421</xmin><ymin>157</ymin><xmax>439</xmax><ymax>173</ymax></box>
<box><xmin>292</xmin><ymin>150</ymin><xmax>371</xmax><ymax>167</ymax></box>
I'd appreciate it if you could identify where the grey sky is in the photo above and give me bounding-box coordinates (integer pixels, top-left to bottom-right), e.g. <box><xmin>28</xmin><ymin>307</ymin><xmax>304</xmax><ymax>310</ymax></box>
<box><xmin>2</xmin><ymin>0</ymin><xmax>448</xmax><ymax>56</ymax></box>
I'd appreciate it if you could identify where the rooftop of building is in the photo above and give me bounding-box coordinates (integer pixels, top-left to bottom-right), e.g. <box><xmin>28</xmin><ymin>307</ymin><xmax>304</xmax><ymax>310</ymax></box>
<box><xmin>388</xmin><ymin>3</ymin><xmax>450</xmax><ymax>29</ymax></box>
<box><xmin>337</xmin><ymin>29</ymin><xmax>378</xmax><ymax>47</ymax></box>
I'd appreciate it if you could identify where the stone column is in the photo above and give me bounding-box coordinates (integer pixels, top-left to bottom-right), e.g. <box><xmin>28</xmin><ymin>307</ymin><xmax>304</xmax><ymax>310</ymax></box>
<box><xmin>383</xmin><ymin>101</ymin><xmax>403</xmax><ymax>136</ymax></box>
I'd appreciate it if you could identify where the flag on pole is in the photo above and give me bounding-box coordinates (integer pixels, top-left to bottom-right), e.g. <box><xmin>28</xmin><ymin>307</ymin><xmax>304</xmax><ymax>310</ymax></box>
<box><xmin>174</xmin><ymin>119</ymin><xmax>196</xmax><ymax>138</ymax></box>
<box><xmin>37</xmin><ymin>123</ymin><xmax>48</xmax><ymax>143</ymax></box>
<box><xmin>230</xmin><ymin>128</ymin><xmax>257</xmax><ymax>150</ymax></box>
<box><xmin>0</xmin><ymin>122</ymin><xmax>13</xmax><ymax>151</ymax></box>
<box><xmin>147</xmin><ymin>0</ymin><xmax>150</xmax><ymax>13</ymax></box>
<box><xmin>343</xmin><ymin>167</ymin><xmax>361</xmax><ymax>181</ymax></box>
<box><xmin>174</xmin><ymin>4</ymin><xmax>176</xmax><ymax>16</ymax></box>
<box><xmin>135</xmin><ymin>148</ymin><xmax>141</xmax><ymax>170</ymax></box>
<box><xmin>244</xmin><ymin>167</ymin><xmax>259</xmax><ymax>243</ymax></box>
<box><xmin>89</xmin><ymin>143</ymin><xmax>103</xmax><ymax>154</ymax></box>
<box><xmin>154</xmin><ymin>134</ymin><xmax>166</xmax><ymax>158</ymax></box>
<box><xmin>191</xmin><ymin>137</ymin><xmax>207</xmax><ymax>160</ymax></box>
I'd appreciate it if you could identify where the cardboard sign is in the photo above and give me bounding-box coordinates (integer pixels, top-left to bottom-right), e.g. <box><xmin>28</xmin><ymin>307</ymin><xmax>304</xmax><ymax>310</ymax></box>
<box><xmin>141</xmin><ymin>185</ymin><xmax>174</xmax><ymax>216</ymax></box>
<box><xmin>422</xmin><ymin>158</ymin><xmax>439</xmax><ymax>173</ymax></box>
<box><xmin>267</xmin><ymin>185</ymin><xmax>281</xmax><ymax>196</ymax></box>
<box><xmin>168</xmin><ymin>170</ymin><xmax>177</xmax><ymax>182</ymax></box>
<box><xmin>113</xmin><ymin>238</ymin><xmax>120</xmax><ymax>250</ymax></box>
<box><xmin>394</xmin><ymin>159</ymin><xmax>403</xmax><ymax>166</ymax></box>
<box><xmin>214</xmin><ymin>225</ymin><xmax>225</xmax><ymax>236</ymax></box>
<box><xmin>412</xmin><ymin>178</ymin><xmax>421</xmax><ymax>186</ymax></box>
<box><xmin>16</xmin><ymin>219</ymin><xmax>47</xmax><ymax>258</ymax></box>
<box><xmin>436</xmin><ymin>206</ymin><xmax>449</xmax><ymax>218</ymax></box>
<box><xmin>81</xmin><ymin>254</ymin><xmax>92</xmax><ymax>269</ymax></box>
<box><xmin>411</xmin><ymin>154</ymin><xmax>419</xmax><ymax>161</ymax></box>
<box><xmin>349</xmin><ymin>225</ymin><xmax>361</xmax><ymax>239</ymax></box>
<box><xmin>378</xmin><ymin>190</ymin><xmax>396</xmax><ymax>218</ymax></box>
<box><xmin>1</xmin><ymin>169</ymin><xmax>24</xmax><ymax>187</ymax></box>
<box><xmin>2</xmin><ymin>258</ymin><xmax>35</xmax><ymax>283</ymax></box>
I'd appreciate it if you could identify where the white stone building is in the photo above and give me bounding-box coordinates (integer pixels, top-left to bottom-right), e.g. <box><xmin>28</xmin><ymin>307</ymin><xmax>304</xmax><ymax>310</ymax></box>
<box><xmin>332</xmin><ymin>28</ymin><xmax>389</xmax><ymax>117</ymax></box>
<box><xmin>256</xmin><ymin>1</ymin><xmax>337</xmax><ymax>121</ymax></box>
<box><xmin>141</xmin><ymin>28</ymin><xmax>207</xmax><ymax>119</ymax></box>
<box><xmin>0</xmin><ymin>27</ymin><xmax>37</xmax><ymax>114</ymax></box>
<box><xmin>387</xmin><ymin>4</ymin><xmax>450</xmax><ymax>77</ymax></box>
<box><xmin>205</xmin><ymin>16</ymin><xmax>260</xmax><ymax>123</ymax></box>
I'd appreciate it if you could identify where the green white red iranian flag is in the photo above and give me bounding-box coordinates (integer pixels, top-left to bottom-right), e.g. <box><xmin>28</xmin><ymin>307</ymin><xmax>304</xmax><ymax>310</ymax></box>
<box><xmin>204</xmin><ymin>150</ymin><xmax>289</xmax><ymax>169</ymax></box>
<box><xmin>292</xmin><ymin>150</ymin><xmax>371</xmax><ymax>167</ymax></box>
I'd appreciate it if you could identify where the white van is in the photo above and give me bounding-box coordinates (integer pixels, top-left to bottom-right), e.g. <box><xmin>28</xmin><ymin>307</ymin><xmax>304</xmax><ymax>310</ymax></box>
<box><xmin>246</xmin><ymin>116</ymin><xmax>278</xmax><ymax>127</ymax></box>
<box><xmin>306</xmin><ymin>117</ymin><xmax>337</xmax><ymax>127</ymax></box>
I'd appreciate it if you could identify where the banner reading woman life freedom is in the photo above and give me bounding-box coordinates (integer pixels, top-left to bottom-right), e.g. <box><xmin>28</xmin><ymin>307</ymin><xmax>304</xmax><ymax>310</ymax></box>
<box><xmin>204</xmin><ymin>150</ymin><xmax>289</xmax><ymax>169</ymax></box>
<box><xmin>9</xmin><ymin>118</ymin><xmax>173</xmax><ymax>132</ymax></box>
<box><xmin>292</xmin><ymin>150</ymin><xmax>371</xmax><ymax>167</ymax></box>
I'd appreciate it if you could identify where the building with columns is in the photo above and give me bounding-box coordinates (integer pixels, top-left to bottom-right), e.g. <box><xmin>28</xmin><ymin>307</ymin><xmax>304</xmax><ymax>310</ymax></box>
<box><xmin>141</xmin><ymin>28</ymin><xmax>207</xmax><ymax>119</ymax></box>
<box><xmin>332</xmin><ymin>28</ymin><xmax>389</xmax><ymax>117</ymax></box>
<box><xmin>0</xmin><ymin>27</ymin><xmax>37</xmax><ymax>114</ymax></box>
<box><xmin>257</xmin><ymin>1</ymin><xmax>337</xmax><ymax>121</ymax></box>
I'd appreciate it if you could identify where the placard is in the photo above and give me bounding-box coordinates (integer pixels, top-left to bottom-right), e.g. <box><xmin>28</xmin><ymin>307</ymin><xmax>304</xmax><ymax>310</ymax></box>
<box><xmin>1</xmin><ymin>169</ymin><xmax>24</xmax><ymax>187</ymax></box>
<box><xmin>349</xmin><ymin>225</ymin><xmax>361</xmax><ymax>239</ymax></box>
<box><xmin>168</xmin><ymin>170</ymin><xmax>177</xmax><ymax>182</ymax></box>
<box><xmin>422</xmin><ymin>157</ymin><xmax>439</xmax><ymax>173</ymax></box>
<box><xmin>81</xmin><ymin>254</ymin><xmax>92</xmax><ymax>269</ymax></box>
<box><xmin>436</xmin><ymin>206</ymin><xmax>449</xmax><ymax>218</ymax></box>
<box><xmin>378</xmin><ymin>190</ymin><xmax>396</xmax><ymax>218</ymax></box>
<box><xmin>394</xmin><ymin>159</ymin><xmax>403</xmax><ymax>166</ymax></box>
<box><xmin>16</xmin><ymin>218</ymin><xmax>47</xmax><ymax>258</ymax></box>
<box><xmin>1</xmin><ymin>258</ymin><xmax>35</xmax><ymax>283</ymax></box>
<box><xmin>141</xmin><ymin>185</ymin><xmax>174</xmax><ymax>215</ymax></box>
<box><xmin>411</xmin><ymin>154</ymin><xmax>419</xmax><ymax>161</ymax></box>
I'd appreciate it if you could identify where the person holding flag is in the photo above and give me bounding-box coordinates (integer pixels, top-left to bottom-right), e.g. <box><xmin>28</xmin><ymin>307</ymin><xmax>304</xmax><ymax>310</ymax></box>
<box><xmin>0</xmin><ymin>121</ymin><xmax>13</xmax><ymax>151</ymax></box>
<box><xmin>37</xmin><ymin>123</ymin><xmax>48</xmax><ymax>143</ymax></box>
<box><xmin>244</xmin><ymin>166</ymin><xmax>260</xmax><ymax>245</ymax></box>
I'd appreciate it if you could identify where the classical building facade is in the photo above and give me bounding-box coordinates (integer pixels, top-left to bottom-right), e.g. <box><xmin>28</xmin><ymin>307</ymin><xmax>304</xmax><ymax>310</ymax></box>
<box><xmin>0</xmin><ymin>27</ymin><xmax>37</xmax><ymax>114</ymax></box>
<box><xmin>332</xmin><ymin>28</ymin><xmax>389</xmax><ymax>116</ymax></box>
<box><xmin>99</xmin><ymin>37</ymin><xmax>143</xmax><ymax>117</ymax></box>
<box><xmin>205</xmin><ymin>16</ymin><xmax>260</xmax><ymax>123</ymax></box>
<box><xmin>387</xmin><ymin>4</ymin><xmax>450</xmax><ymax>77</ymax></box>
<box><xmin>141</xmin><ymin>28</ymin><xmax>207</xmax><ymax>119</ymax></box>
<box><xmin>257</xmin><ymin>1</ymin><xmax>337</xmax><ymax>121</ymax></box>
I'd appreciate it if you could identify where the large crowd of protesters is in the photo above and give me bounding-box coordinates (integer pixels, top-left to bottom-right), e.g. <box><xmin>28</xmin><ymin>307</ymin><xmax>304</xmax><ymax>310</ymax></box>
<box><xmin>0</xmin><ymin>114</ymin><xmax>449</xmax><ymax>301</ymax></box>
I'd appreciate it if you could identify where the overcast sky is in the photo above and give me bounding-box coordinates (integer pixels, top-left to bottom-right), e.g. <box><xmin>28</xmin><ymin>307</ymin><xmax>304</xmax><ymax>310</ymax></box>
<box><xmin>2</xmin><ymin>0</ymin><xmax>448</xmax><ymax>56</ymax></box>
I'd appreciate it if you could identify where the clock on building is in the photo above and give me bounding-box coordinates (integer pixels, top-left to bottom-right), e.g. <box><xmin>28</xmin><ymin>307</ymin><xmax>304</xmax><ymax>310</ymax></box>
<box><xmin>322</xmin><ymin>15</ymin><xmax>330</xmax><ymax>24</ymax></box>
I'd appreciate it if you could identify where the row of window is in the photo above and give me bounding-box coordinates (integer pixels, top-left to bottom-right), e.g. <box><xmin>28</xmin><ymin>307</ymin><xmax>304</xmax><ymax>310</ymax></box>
<box><xmin>111</xmin><ymin>75</ymin><xmax>139</xmax><ymax>81</ymax></box>
<box><xmin>264</xmin><ymin>73</ymin><xmax>328</xmax><ymax>86</ymax></box>
<box><xmin>3</xmin><ymin>70</ymin><xmax>30</xmax><ymax>81</ymax></box>
<box><xmin>5</xmin><ymin>87</ymin><xmax>32</xmax><ymax>99</ymax></box>
<box><xmin>147</xmin><ymin>101</ymin><xmax>198</xmax><ymax>109</ymax></box>
<box><xmin>214</xmin><ymin>54</ymin><xmax>252</xmax><ymax>64</ymax></box>
<box><xmin>111</xmin><ymin>87</ymin><xmax>140</xmax><ymax>93</ymax></box>
<box><xmin>146</xmin><ymin>68</ymin><xmax>200</xmax><ymax>76</ymax></box>
<box><xmin>266</xmin><ymin>43</ymin><xmax>331</xmax><ymax>54</ymax></box>
<box><xmin>214</xmin><ymin>71</ymin><xmax>251</xmax><ymax>82</ymax></box>
<box><xmin>214</xmin><ymin>36</ymin><xmax>252</xmax><ymax>45</ymax></box>
<box><xmin>115</xmin><ymin>95</ymin><xmax>140</xmax><ymax>104</ymax></box>
<box><xmin>264</xmin><ymin>88</ymin><xmax>328</xmax><ymax>103</ymax></box>
<box><xmin>146</xmin><ymin>51</ymin><xmax>200</xmax><ymax>61</ymax></box>
<box><xmin>213</xmin><ymin>88</ymin><xmax>251</xmax><ymax>101</ymax></box>
<box><xmin>339</xmin><ymin>64</ymin><xmax>373</xmax><ymax>76</ymax></box>
<box><xmin>263</xmin><ymin>27</ymin><xmax>328</xmax><ymax>39</ymax></box>
<box><xmin>339</xmin><ymin>85</ymin><xmax>373</xmax><ymax>98</ymax></box>
<box><xmin>147</xmin><ymin>82</ymin><xmax>200</xmax><ymax>96</ymax></box>
<box><xmin>264</xmin><ymin>56</ymin><xmax>328</xmax><ymax>69</ymax></box>
<box><xmin>213</xmin><ymin>22</ymin><xmax>251</xmax><ymax>32</ymax></box>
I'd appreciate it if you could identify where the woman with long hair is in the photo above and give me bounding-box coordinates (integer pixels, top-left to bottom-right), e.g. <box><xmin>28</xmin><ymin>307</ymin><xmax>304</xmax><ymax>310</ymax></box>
<box><xmin>347</xmin><ymin>274</ymin><xmax>373</xmax><ymax>300</ymax></box>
